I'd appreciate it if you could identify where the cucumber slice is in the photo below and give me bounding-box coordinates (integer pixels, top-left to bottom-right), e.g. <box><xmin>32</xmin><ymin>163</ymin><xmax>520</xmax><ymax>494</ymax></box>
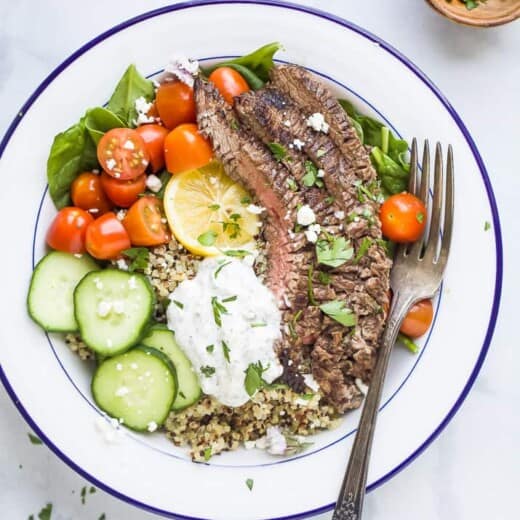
<box><xmin>27</xmin><ymin>252</ymin><xmax>98</xmax><ymax>332</ymax></box>
<box><xmin>74</xmin><ymin>270</ymin><xmax>154</xmax><ymax>356</ymax></box>
<box><xmin>142</xmin><ymin>327</ymin><xmax>202</xmax><ymax>410</ymax></box>
<box><xmin>92</xmin><ymin>347</ymin><xmax>176</xmax><ymax>431</ymax></box>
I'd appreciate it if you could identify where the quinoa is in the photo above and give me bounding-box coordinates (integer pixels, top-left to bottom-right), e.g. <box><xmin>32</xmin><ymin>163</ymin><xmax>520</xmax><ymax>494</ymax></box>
<box><xmin>64</xmin><ymin>333</ymin><xmax>95</xmax><ymax>361</ymax></box>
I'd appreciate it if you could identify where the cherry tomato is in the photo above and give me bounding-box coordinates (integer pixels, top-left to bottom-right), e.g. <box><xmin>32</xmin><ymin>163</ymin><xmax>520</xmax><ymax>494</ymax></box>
<box><xmin>122</xmin><ymin>196</ymin><xmax>170</xmax><ymax>246</ymax></box>
<box><xmin>400</xmin><ymin>299</ymin><xmax>434</xmax><ymax>338</ymax></box>
<box><xmin>380</xmin><ymin>192</ymin><xmax>427</xmax><ymax>243</ymax></box>
<box><xmin>97</xmin><ymin>128</ymin><xmax>149</xmax><ymax>180</ymax></box>
<box><xmin>164</xmin><ymin>124</ymin><xmax>213</xmax><ymax>174</ymax></box>
<box><xmin>155</xmin><ymin>81</ymin><xmax>196</xmax><ymax>130</ymax></box>
<box><xmin>135</xmin><ymin>124</ymin><xmax>169</xmax><ymax>173</ymax></box>
<box><xmin>71</xmin><ymin>172</ymin><xmax>112</xmax><ymax>216</ymax></box>
<box><xmin>100</xmin><ymin>172</ymin><xmax>146</xmax><ymax>208</ymax></box>
<box><xmin>85</xmin><ymin>212</ymin><xmax>131</xmax><ymax>260</ymax></box>
<box><xmin>209</xmin><ymin>67</ymin><xmax>250</xmax><ymax>104</ymax></box>
<box><xmin>46</xmin><ymin>207</ymin><xmax>94</xmax><ymax>254</ymax></box>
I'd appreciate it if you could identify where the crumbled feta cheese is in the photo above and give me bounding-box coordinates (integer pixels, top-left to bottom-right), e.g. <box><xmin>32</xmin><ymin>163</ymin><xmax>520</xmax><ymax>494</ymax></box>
<box><xmin>135</xmin><ymin>96</ymin><xmax>152</xmax><ymax>115</ymax></box>
<box><xmin>164</xmin><ymin>54</ymin><xmax>199</xmax><ymax>87</ymax></box>
<box><xmin>244</xmin><ymin>440</ymin><xmax>256</xmax><ymax>450</ymax></box>
<box><xmin>116</xmin><ymin>210</ymin><xmax>127</xmax><ymax>221</ymax></box>
<box><xmin>115</xmin><ymin>386</ymin><xmax>130</xmax><ymax>397</ymax></box>
<box><xmin>128</xmin><ymin>276</ymin><xmax>137</xmax><ymax>290</ymax></box>
<box><xmin>122</xmin><ymin>140</ymin><xmax>135</xmax><ymax>150</ymax></box>
<box><xmin>296</xmin><ymin>205</ymin><xmax>316</xmax><ymax>226</ymax></box>
<box><xmin>89</xmin><ymin>208</ymin><xmax>99</xmax><ymax>214</ymax></box>
<box><xmin>105</xmin><ymin>158</ymin><xmax>117</xmax><ymax>170</ymax></box>
<box><xmin>133</xmin><ymin>96</ymin><xmax>154</xmax><ymax>126</ymax></box>
<box><xmin>334</xmin><ymin>210</ymin><xmax>345</xmax><ymax>220</ymax></box>
<box><xmin>112</xmin><ymin>300</ymin><xmax>125</xmax><ymax>315</ymax></box>
<box><xmin>256</xmin><ymin>426</ymin><xmax>287</xmax><ymax>455</ymax></box>
<box><xmin>93</xmin><ymin>277</ymin><xmax>103</xmax><ymax>290</ymax></box>
<box><xmin>317</xmin><ymin>169</ymin><xmax>325</xmax><ymax>178</ymax></box>
<box><xmin>92</xmin><ymin>168</ymin><xmax>100</xmax><ymax>174</ymax></box>
<box><xmin>293</xmin><ymin>138</ymin><xmax>305</xmax><ymax>151</ymax></box>
<box><xmin>284</xmin><ymin>120</ymin><xmax>291</xmax><ymax>127</ymax></box>
<box><xmin>94</xmin><ymin>415</ymin><xmax>124</xmax><ymax>444</ymax></box>
<box><xmin>246</xmin><ymin>204</ymin><xmax>265</xmax><ymax>215</ymax></box>
<box><xmin>116</xmin><ymin>259</ymin><xmax>128</xmax><ymax>271</ymax></box>
<box><xmin>116</xmin><ymin>363</ymin><xmax>123</xmax><ymax>371</ymax></box>
<box><xmin>304</xmin><ymin>229</ymin><xmax>319</xmax><ymax>243</ymax></box>
<box><xmin>208</xmin><ymin>176</ymin><xmax>217</xmax><ymax>185</ymax></box>
<box><xmin>147</xmin><ymin>421</ymin><xmax>158</xmax><ymax>432</ymax></box>
<box><xmin>145</xmin><ymin>174</ymin><xmax>163</xmax><ymax>193</ymax></box>
<box><xmin>295</xmin><ymin>397</ymin><xmax>311</xmax><ymax>407</ymax></box>
<box><xmin>73</xmin><ymin>253</ymin><xmax>83</xmax><ymax>259</ymax></box>
<box><xmin>303</xmin><ymin>373</ymin><xmax>320</xmax><ymax>392</ymax></box>
<box><xmin>306</xmin><ymin>112</ymin><xmax>329</xmax><ymax>133</ymax></box>
<box><xmin>97</xmin><ymin>300</ymin><xmax>112</xmax><ymax>318</ymax></box>
<box><xmin>355</xmin><ymin>378</ymin><xmax>369</xmax><ymax>396</ymax></box>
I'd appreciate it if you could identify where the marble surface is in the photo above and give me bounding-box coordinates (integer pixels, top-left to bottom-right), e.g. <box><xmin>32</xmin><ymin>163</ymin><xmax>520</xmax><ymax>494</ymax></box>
<box><xmin>0</xmin><ymin>1</ymin><xmax>518</xmax><ymax>519</ymax></box>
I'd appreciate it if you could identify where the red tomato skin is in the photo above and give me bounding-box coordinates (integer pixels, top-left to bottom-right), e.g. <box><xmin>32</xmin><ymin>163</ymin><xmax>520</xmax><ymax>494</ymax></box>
<box><xmin>380</xmin><ymin>193</ymin><xmax>427</xmax><ymax>243</ymax></box>
<box><xmin>164</xmin><ymin>124</ymin><xmax>213</xmax><ymax>174</ymax></box>
<box><xmin>135</xmin><ymin>124</ymin><xmax>168</xmax><ymax>173</ymax></box>
<box><xmin>122</xmin><ymin>196</ymin><xmax>170</xmax><ymax>247</ymax></box>
<box><xmin>208</xmin><ymin>67</ymin><xmax>250</xmax><ymax>104</ymax></box>
<box><xmin>85</xmin><ymin>212</ymin><xmax>131</xmax><ymax>260</ymax></box>
<box><xmin>100</xmin><ymin>172</ymin><xmax>146</xmax><ymax>208</ymax></box>
<box><xmin>155</xmin><ymin>82</ymin><xmax>196</xmax><ymax>130</ymax></box>
<box><xmin>71</xmin><ymin>172</ymin><xmax>112</xmax><ymax>216</ymax></box>
<box><xmin>46</xmin><ymin>207</ymin><xmax>94</xmax><ymax>254</ymax></box>
<box><xmin>400</xmin><ymin>299</ymin><xmax>434</xmax><ymax>338</ymax></box>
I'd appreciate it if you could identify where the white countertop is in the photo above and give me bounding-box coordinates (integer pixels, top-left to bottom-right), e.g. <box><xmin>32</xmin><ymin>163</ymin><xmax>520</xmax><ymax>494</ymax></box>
<box><xmin>0</xmin><ymin>1</ymin><xmax>518</xmax><ymax>519</ymax></box>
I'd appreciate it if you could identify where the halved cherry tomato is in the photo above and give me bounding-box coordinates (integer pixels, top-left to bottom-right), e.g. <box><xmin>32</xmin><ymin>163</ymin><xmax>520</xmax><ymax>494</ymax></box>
<box><xmin>71</xmin><ymin>172</ymin><xmax>112</xmax><ymax>216</ymax></box>
<box><xmin>85</xmin><ymin>212</ymin><xmax>131</xmax><ymax>260</ymax></box>
<box><xmin>100</xmin><ymin>172</ymin><xmax>146</xmax><ymax>208</ymax></box>
<box><xmin>164</xmin><ymin>124</ymin><xmax>213</xmax><ymax>174</ymax></box>
<box><xmin>155</xmin><ymin>81</ymin><xmax>196</xmax><ymax>130</ymax></box>
<box><xmin>209</xmin><ymin>67</ymin><xmax>250</xmax><ymax>104</ymax></box>
<box><xmin>122</xmin><ymin>196</ymin><xmax>170</xmax><ymax>246</ymax></box>
<box><xmin>46</xmin><ymin>207</ymin><xmax>94</xmax><ymax>254</ymax></box>
<box><xmin>380</xmin><ymin>192</ymin><xmax>427</xmax><ymax>243</ymax></box>
<box><xmin>400</xmin><ymin>299</ymin><xmax>434</xmax><ymax>338</ymax></box>
<box><xmin>97</xmin><ymin>128</ymin><xmax>149</xmax><ymax>180</ymax></box>
<box><xmin>135</xmin><ymin>124</ymin><xmax>169</xmax><ymax>173</ymax></box>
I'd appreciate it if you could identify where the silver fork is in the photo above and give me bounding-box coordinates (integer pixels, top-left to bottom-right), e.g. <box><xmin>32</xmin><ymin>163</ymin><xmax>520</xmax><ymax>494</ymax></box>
<box><xmin>332</xmin><ymin>139</ymin><xmax>454</xmax><ymax>520</ymax></box>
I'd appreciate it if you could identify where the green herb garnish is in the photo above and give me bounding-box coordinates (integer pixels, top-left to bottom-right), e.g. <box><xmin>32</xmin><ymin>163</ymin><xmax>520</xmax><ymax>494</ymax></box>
<box><xmin>300</xmin><ymin>393</ymin><xmax>315</xmax><ymax>400</ymax></box>
<box><xmin>223</xmin><ymin>249</ymin><xmax>252</xmax><ymax>258</ymax></box>
<box><xmin>319</xmin><ymin>300</ymin><xmax>357</xmax><ymax>327</ymax></box>
<box><xmin>244</xmin><ymin>361</ymin><xmax>270</xmax><ymax>396</ymax></box>
<box><xmin>208</xmin><ymin>203</ymin><xmax>220</xmax><ymax>211</ymax></box>
<box><xmin>398</xmin><ymin>333</ymin><xmax>419</xmax><ymax>354</ymax></box>
<box><xmin>416</xmin><ymin>212</ymin><xmax>425</xmax><ymax>224</ymax></box>
<box><xmin>287</xmin><ymin>177</ymin><xmax>298</xmax><ymax>191</ymax></box>
<box><xmin>173</xmin><ymin>300</ymin><xmax>184</xmax><ymax>310</ymax></box>
<box><xmin>197</xmin><ymin>230</ymin><xmax>218</xmax><ymax>246</ymax></box>
<box><xmin>302</xmin><ymin>161</ymin><xmax>323</xmax><ymax>188</ymax></box>
<box><xmin>251</xmin><ymin>322</ymin><xmax>267</xmax><ymax>328</ymax></box>
<box><xmin>35</xmin><ymin>503</ymin><xmax>53</xmax><ymax>520</ymax></box>
<box><xmin>203</xmin><ymin>447</ymin><xmax>212</xmax><ymax>461</ymax></box>
<box><xmin>206</xmin><ymin>344</ymin><xmax>214</xmax><ymax>353</ymax></box>
<box><xmin>318</xmin><ymin>271</ymin><xmax>331</xmax><ymax>285</ymax></box>
<box><xmin>28</xmin><ymin>433</ymin><xmax>42</xmax><ymax>445</ymax></box>
<box><xmin>214</xmin><ymin>261</ymin><xmax>231</xmax><ymax>278</ymax></box>
<box><xmin>240</xmin><ymin>196</ymin><xmax>252</xmax><ymax>205</ymax></box>
<box><xmin>211</xmin><ymin>296</ymin><xmax>229</xmax><ymax>327</ymax></box>
<box><xmin>222</xmin><ymin>341</ymin><xmax>231</xmax><ymax>363</ymax></box>
<box><xmin>222</xmin><ymin>295</ymin><xmax>238</xmax><ymax>303</ymax></box>
<box><xmin>268</xmin><ymin>142</ymin><xmax>288</xmax><ymax>161</ymax></box>
<box><xmin>316</xmin><ymin>235</ymin><xmax>354</xmax><ymax>268</ymax></box>
<box><xmin>200</xmin><ymin>366</ymin><xmax>216</xmax><ymax>377</ymax></box>
<box><xmin>354</xmin><ymin>237</ymin><xmax>373</xmax><ymax>263</ymax></box>
<box><xmin>307</xmin><ymin>265</ymin><xmax>317</xmax><ymax>306</ymax></box>
<box><xmin>484</xmin><ymin>221</ymin><xmax>491</xmax><ymax>231</ymax></box>
<box><xmin>246</xmin><ymin>478</ymin><xmax>254</xmax><ymax>491</ymax></box>
<box><xmin>122</xmin><ymin>247</ymin><xmax>149</xmax><ymax>272</ymax></box>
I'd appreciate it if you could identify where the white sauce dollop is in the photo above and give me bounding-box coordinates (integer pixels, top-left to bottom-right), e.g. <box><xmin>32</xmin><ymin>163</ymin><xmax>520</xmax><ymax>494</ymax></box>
<box><xmin>167</xmin><ymin>258</ymin><xmax>283</xmax><ymax>407</ymax></box>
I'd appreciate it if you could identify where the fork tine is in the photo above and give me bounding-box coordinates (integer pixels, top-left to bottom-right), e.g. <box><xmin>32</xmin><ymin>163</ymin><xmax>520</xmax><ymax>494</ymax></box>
<box><xmin>424</xmin><ymin>143</ymin><xmax>444</xmax><ymax>261</ymax></box>
<box><xmin>408</xmin><ymin>138</ymin><xmax>418</xmax><ymax>194</ymax></box>
<box><xmin>438</xmin><ymin>145</ymin><xmax>454</xmax><ymax>268</ymax></box>
<box><xmin>409</xmin><ymin>140</ymin><xmax>430</xmax><ymax>259</ymax></box>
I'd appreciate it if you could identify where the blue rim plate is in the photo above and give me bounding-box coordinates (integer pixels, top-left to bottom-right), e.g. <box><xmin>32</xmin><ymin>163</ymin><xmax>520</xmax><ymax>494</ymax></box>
<box><xmin>0</xmin><ymin>2</ymin><xmax>502</xmax><ymax>519</ymax></box>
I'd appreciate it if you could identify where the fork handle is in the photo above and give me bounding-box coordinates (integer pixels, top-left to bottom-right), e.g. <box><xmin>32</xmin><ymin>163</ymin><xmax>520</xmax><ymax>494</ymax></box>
<box><xmin>332</xmin><ymin>291</ymin><xmax>413</xmax><ymax>520</ymax></box>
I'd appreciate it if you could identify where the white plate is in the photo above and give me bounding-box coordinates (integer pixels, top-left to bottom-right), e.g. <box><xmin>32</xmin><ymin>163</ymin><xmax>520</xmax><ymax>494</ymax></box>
<box><xmin>0</xmin><ymin>2</ymin><xmax>502</xmax><ymax>519</ymax></box>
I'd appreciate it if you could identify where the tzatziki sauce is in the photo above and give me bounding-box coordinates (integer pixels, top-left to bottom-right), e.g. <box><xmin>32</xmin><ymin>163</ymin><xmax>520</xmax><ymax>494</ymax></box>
<box><xmin>166</xmin><ymin>257</ymin><xmax>282</xmax><ymax>407</ymax></box>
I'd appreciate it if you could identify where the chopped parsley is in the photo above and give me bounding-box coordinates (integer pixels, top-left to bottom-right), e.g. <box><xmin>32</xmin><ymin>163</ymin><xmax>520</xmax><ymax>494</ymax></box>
<box><xmin>457</xmin><ymin>0</ymin><xmax>485</xmax><ymax>10</ymax></box>
<box><xmin>240</xmin><ymin>195</ymin><xmax>252</xmax><ymax>205</ymax></box>
<box><xmin>197</xmin><ymin>230</ymin><xmax>218</xmax><ymax>246</ymax></box>
<box><xmin>244</xmin><ymin>361</ymin><xmax>270</xmax><ymax>396</ymax></box>
<box><xmin>99</xmin><ymin>515</ymin><xmax>106</xmax><ymax>520</ymax></box>
<box><xmin>206</xmin><ymin>344</ymin><xmax>214</xmax><ymax>353</ymax></box>
<box><xmin>211</xmin><ymin>296</ymin><xmax>229</xmax><ymax>326</ymax></box>
<box><xmin>223</xmin><ymin>249</ymin><xmax>252</xmax><ymax>258</ymax></box>
<box><xmin>246</xmin><ymin>478</ymin><xmax>254</xmax><ymax>491</ymax></box>
<box><xmin>214</xmin><ymin>260</ymin><xmax>232</xmax><ymax>278</ymax></box>
<box><xmin>200</xmin><ymin>366</ymin><xmax>216</xmax><ymax>377</ymax></box>
<box><xmin>355</xmin><ymin>180</ymin><xmax>382</xmax><ymax>203</ymax></box>
<box><xmin>484</xmin><ymin>220</ymin><xmax>491</xmax><ymax>231</ymax></box>
<box><xmin>179</xmin><ymin>391</ymin><xmax>186</xmax><ymax>399</ymax></box>
<box><xmin>203</xmin><ymin>446</ymin><xmax>212</xmax><ymax>461</ymax></box>
<box><xmin>416</xmin><ymin>212</ymin><xmax>425</xmax><ymax>224</ymax></box>
<box><xmin>122</xmin><ymin>247</ymin><xmax>149</xmax><ymax>272</ymax></box>
<box><xmin>172</xmin><ymin>300</ymin><xmax>184</xmax><ymax>310</ymax></box>
<box><xmin>222</xmin><ymin>295</ymin><xmax>237</xmax><ymax>303</ymax></box>
<box><xmin>354</xmin><ymin>237</ymin><xmax>373</xmax><ymax>263</ymax></box>
<box><xmin>222</xmin><ymin>341</ymin><xmax>231</xmax><ymax>363</ymax></box>
<box><xmin>268</xmin><ymin>142</ymin><xmax>288</xmax><ymax>161</ymax></box>
<box><xmin>81</xmin><ymin>486</ymin><xmax>87</xmax><ymax>504</ymax></box>
<box><xmin>318</xmin><ymin>271</ymin><xmax>331</xmax><ymax>285</ymax></box>
<box><xmin>287</xmin><ymin>177</ymin><xmax>298</xmax><ymax>192</ymax></box>
<box><xmin>316</xmin><ymin>235</ymin><xmax>354</xmax><ymax>268</ymax></box>
<box><xmin>31</xmin><ymin>503</ymin><xmax>52</xmax><ymax>520</ymax></box>
<box><xmin>219</xmin><ymin>216</ymin><xmax>241</xmax><ymax>239</ymax></box>
<box><xmin>300</xmin><ymin>393</ymin><xmax>315</xmax><ymax>400</ymax></box>
<box><xmin>208</xmin><ymin>203</ymin><xmax>220</xmax><ymax>211</ymax></box>
<box><xmin>250</xmin><ymin>322</ymin><xmax>267</xmax><ymax>328</ymax></box>
<box><xmin>28</xmin><ymin>433</ymin><xmax>42</xmax><ymax>445</ymax></box>
<box><xmin>398</xmin><ymin>333</ymin><xmax>419</xmax><ymax>354</ymax></box>
<box><xmin>320</xmin><ymin>300</ymin><xmax>357</xmax><ymax>327</ymax></box>
<box><xmin>230</xmin><ymin>119</ymin><xmax>240</xmax><ymax>130</ymax></box>
<box><xmin>325</xmin><ymin>195</ymin><xmax>335</xmax><ymax>205</ymax></box>
<box><xmin>302</xmin><ymin>161</ymin><xmax>323</xmax><ymax>188</ymax></box>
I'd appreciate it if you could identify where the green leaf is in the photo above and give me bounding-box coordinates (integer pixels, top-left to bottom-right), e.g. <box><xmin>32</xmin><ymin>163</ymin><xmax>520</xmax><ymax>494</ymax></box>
<box><xmin>122</xmin><ymin>247</ymin><xmax>149</xmax><ymax>272</ymax></box>
<box><xmin>246</xmin><ymin>478</ymin><xmax>254</xmax><ymax>491</ymax></box>
<box><xmin>222</xmin><ymin>340</ymin><xmax>231</xmax><ymax>363</ymax></box>
<box><xmin>302</xmin><ymin>161</ymin><xmax>321</xmax><ymax>187</ymax></box>
<box><xmin>267</xmin><ymin>142</ymin><xmax>287</xmax><ymax>162</ymax></box>
<box><xmin>318</xmin><ymin>271</ymin><xmax>331</xmax><ymax>285</ymax></box>
<box><xmin>484</xmin><ymin>220</ymin><xmax>491</xmax><ymax>231</ymax></box>
<box><xmin>208</xmin><ymin>203</ymin><xmax>220</xmax><ymax>211</ymax></box>
<box><xmin>211</xmin><ymin>296</ymin><xmax>229</xmax><ymax>327</ymax></box>
<box><xmin>221</xmin><ymin>63</ymin><xmax>265</xmax><ymax>90</ymax></box>
<box><xmin>250</xmin><ymin>322</ymin><xmax>267</xmax><ymax>328</ymax></box>
<box><xmin>46</xmin><ymin>115</ymin><xmax>98</xmax><ymax>209</ymax></box>
<box><xmin>154</xmin><ymin>170</ymin><xmax>172</xmax><ymax>199</ymax></box>
<box><xmin>307</xmin><ymin>265</ymin><xmax>317</xmax><ymax>306</ymax></box>
<box><xmin>370</xmin><ymin>147</ymin><xmax>409</xmax><ymax>195</ymax></box>
<box><xmin>316</xmin><ymin>236</ymin><xmax>354</xmax><ymax>268</ymax></box>
<box><xmin>287</xmin><ymin>177</ymin><xmax>298</xmax><ymax>191</ymax></box>
<box><xmin>206</xmin><ymin>344</ymin><xmax>214</xmax><ymax>353</ymax></box>
<box><xmin>197</xmin><ymin>230</ymin><xmax>218</xmax><ymax>246</ymax></box>
<box><xmin>244</xmin><ymin>361</ymin><xmax>269</xmax><ymax>397</ymax></box>
<box><xmin>319</xmin><ymin>300</ymin><xmax>357</xmax><ymax>327</ymax></box>
<box><xmin>223</xmin><ymin>249</ymin><xmax>252</xmax><ymax>258</ymax></box>
<box><xmin>84</xmin><ymin>107</ymin><xmax>125</xmax><ymax>145</ymax></box>
<box><xmin>348</xmin><ymin>116</ymin><xmax>364</xmax><ymax>141</ymax></box>
<box><xmin>203</xmin><ymin>446</ymin><xmax>212</xmax><ymax>461</ymax></box>
<box><xmin>398</xmin><ymin>333</ymin><xmax>419</xmax><ymax>354</ymax></box>
<box><xmin>200</xmin><ymin>366</ymin><xmax>216</xmax><ymax>377</ymax></box>
<box><xmin>354</xmin><ymin>237</ymin><xmax>373</xmax><ymax>263</ymax></box>
<box><xmin>37</xmin><ymin>503</ymin><xmax>52</xmax><ymax>520</ymax></box>
<box><xmin>28</xmin><ymin>433</ymin><xmax>42</xmax><ymax>445</ymax></box>
<box><xmin>106</xmin><ymin>64</ymin><xmax>155</xmax><ymax>127</ymax></box>
<box><xmin>214</xmin><ymin>261</ymin><xmax>231</xmax><ymax>279</ymax></box>
<box><xmin>98</xmin><ymin>515</ymin><xmax>106</xmax><ymax>520</ymax></box>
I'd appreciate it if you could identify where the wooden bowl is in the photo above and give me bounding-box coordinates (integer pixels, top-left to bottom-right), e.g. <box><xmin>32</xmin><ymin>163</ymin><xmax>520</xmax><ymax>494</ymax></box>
<box><xmin>426</xmin><ymin>0</ymin><xmax>520</xmax><ymax>27</ymax></box>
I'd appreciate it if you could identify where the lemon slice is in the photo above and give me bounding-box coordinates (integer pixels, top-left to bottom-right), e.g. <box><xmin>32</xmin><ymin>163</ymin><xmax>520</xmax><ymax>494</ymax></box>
<box><xmin>163</xmin><ymin>161</ymin><xmax>260</xmax><ymax>256</ymax></box>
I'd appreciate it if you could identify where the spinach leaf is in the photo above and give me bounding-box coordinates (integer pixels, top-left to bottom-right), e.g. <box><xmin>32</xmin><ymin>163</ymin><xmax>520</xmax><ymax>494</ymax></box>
<box><xmin>222</xmin><ymin>63</ymin><xmax>265</xmax><ymax>90</ymax></box>
<box><xmin>106</xmin><ymin>64</ymin><xmax>155</xmax><ymax>126</ymax></box>
<box><xmin>370</xmin><ymin>147</ymin><xmax>409</xmax><ymax>195</ymax></box>
<box><xmin>84</xmin><ymin>107</ymin><xmax>125</xmax><ymax>144</ymax></box>
<box><xmin>47</xmin><ymin>115</ymin><xmax>98</xmax><ymax>209</ymax></box>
